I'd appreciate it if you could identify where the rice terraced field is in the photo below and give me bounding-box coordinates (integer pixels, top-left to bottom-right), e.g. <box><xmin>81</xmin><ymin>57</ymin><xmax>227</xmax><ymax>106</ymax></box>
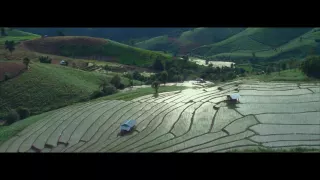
<box><xmin>1</xmin><ymin>81</ymin><xmax>320</xmax><ymax>152</ymax></box>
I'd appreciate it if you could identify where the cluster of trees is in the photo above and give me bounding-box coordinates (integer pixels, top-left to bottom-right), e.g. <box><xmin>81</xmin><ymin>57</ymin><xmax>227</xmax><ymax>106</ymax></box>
<box><xmin>200</xmin><ymin>65</ymin><xmax>241</xmax><ymax>82</ymax></box>
<box><xmin>265</xmin><ymin>59</ymin><xmax>300</xmax><ymax>75</ymax></box>
<box><xmin>300</xmin><ymin>56</ymin><xmax>320</xmax><ymax>78</ymax></box>
<box><xmin>150</xmin><ymin>55</ymin><xmax>243</xmax><ymax>85</ymax></box>
<box><xmin>90</xmin><ymin>75</ymin><xmax>125</xmax><ymax>100</ymax></box>
<box><xmin>4</xmin><ymin>107</ymin><xmax>30</xmax><ymax>125</ymax></box>
<box><xmin>39</xmin><ymin>56</ymin><xmax>52</xmax><ymax>64</ymax></box>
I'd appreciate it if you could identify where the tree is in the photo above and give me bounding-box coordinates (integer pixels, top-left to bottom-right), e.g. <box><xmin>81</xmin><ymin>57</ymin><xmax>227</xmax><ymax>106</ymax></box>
<box><xmin>4</xmin><ymin>40</ymin><xmax>15</xmax><ymax>55</ymax></box>
<box><xmin>99</xmin><ymin>78</ymin><xmax>110</xmax><ymax>93</ymax></box>
<box><xmin>251</xmin><ymin>52</ymin><xmax>256</xmax><ymax>61</ymax></box>
<box><xmin>16</xmin><ymin>107</ymin><xmax>30</xmax><ymax>120</ymax></box>
<box><xmin>126</xmin><ymin>72</ymin><xmax>134</xmax><ymax>88</ymax></box>
<box><xmin>4</xmin><ymin>72</ymin><xmax>10</xmax><ymax>81</ymax></box>
<box><xmin>172</xmin><ymin>75</ymin><xmax>181</xmax><ymax>82</ymax></box>
<box><xmin>129</xmin><ymin>39</ymin><xmax>135</xmax><ymax>46</ymax></box>
<box><xmin>0</xmin><ymin>28</ymin><xmax>7</xmax><ymax>36</ymax></box>
<box><xmin>278</xmin><ymin>63</ymin><xmax>281</xmax><ymax>75</ymax></box>
<box><xmin>57</xmin><ymin>30</ymin><xmax>65</xmax><ymax>36</ymax></box>
<box><xmin>153</xmin><ymin>58</ymin><xmax>164</xmax><ymax>71</ymax></box>
<box><xmin>160</xmin><ymin>71</ymin><xmax>168</xmax><ymax>85</ymax></box>
<box><xmin>39</xmin><ymin>56</ymin><xmax>52</xmax><ymax>64</ymax></box>
<box><xmin>266</xmin><ymin>65</ymin><xmax>272</xmax><ymax>75</ymax></box>
<box><xmin>23</xmin><ymin>57</ymin><xmax>30</xmax><ymax>69</ymax></box>
<box><xmin>110</xmin><ymin>74</ymin><xmax>121</xmax><ymax>89</ymax></box>
<box><xmin>103</xmin><ymin>85</ymin><xmax>117</xmax><ymax>95</ymax></box>
<box><xmin>90</xmin><ymin>90</ymin><xmax>104</xmax><ymax>100</ymax></box>
<box><xmin>151</xmin><ymin>81</ymin><xmax>160</xmax><ymax>94</ymax></box>
<box><xmin>281</xmin><ymin>63</ymin><xmax>287</xmax><ymax>71</ymax></box>
<box><xmin>132</xmin><ymin>71</ymin><xmax>141</xmax><ymax>80</ymax></box>
<box><xmin>300</xmin><ymin>56</ymin><xmax>320</xmax><ymax>78</ymax></box>
<box><xmin>216</xmin><ymin>67</ymin><xmax>221</xmax><ymax>75</ymax></box>
<box><xmin>6</xmin><ymin>110</ymin><xmax>20</xmax><ymax>125</ymax></box>
<box><xmin>182</xmin><ymin>55</ymin><xmax>189</xmax><ymax>62</ymax></box>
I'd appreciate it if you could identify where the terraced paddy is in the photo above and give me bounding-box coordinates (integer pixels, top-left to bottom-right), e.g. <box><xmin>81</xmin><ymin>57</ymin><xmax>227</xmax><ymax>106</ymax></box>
<box><xmin>1</xmin><ymin>81</ymin><xmax>320</xmax><ymax>152</ymax></box>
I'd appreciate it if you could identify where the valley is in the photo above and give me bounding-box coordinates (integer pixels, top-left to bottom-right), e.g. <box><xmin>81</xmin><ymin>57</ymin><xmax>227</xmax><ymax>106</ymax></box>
<box><xmin>0</xmin><ymin>27</ymin><xmax>320</xmax><ymax>152</ymax></box>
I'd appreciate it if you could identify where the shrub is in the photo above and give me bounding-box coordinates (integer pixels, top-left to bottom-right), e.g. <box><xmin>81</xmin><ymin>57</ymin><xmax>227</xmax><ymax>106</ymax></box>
<box><xmin>172</xmin><ymin>75</ymin><xmax>182</xmax><ymax>82</ymax></box>
<box><xmin>110</xmin><ymin>75</ymin><xmax>121</xmax><ymax>89</ymax></box>
<box><xmin>145</xmin><ymin>80</ymin><xmax>153</xmax><ymax>85</ymax></box>
<box><xmin>132</xmin><ymin>71</ymin><xmax>141</xmax><ymax>80</ymax></box>
<box><xmin>118</xmin><ymin>83</ymin><xmax>125</xmax><ymax>90</ymax></box>
<box><xmin>90</xmin><ymin>90</ymin><xmax>104</xmax><ymax>100</ymax></box>
<box><xmin>104</xmin><ymin>65</ymin><xmax>111</xmax><ymax>71</ymax></box>
<box><xmin>6</xmin><ymin>110</ymin><xmax>20</xmax><ymax>125</ymax></box>
<box><xmin>226</xmin><ymin>72</ymin><xmax>236</xmax><ymax>80</ymax></box>
<box><xmin>39</xmin><ymin>56</ymin><xmax>52</xmax><ymax>64</ymax></box>
<box><xmin>16</xmin><ymin>107</ymin><xmax>30</xmax><ymax>120</ymax></box>
<box><xmin>102</xmin><ymin>85</ymin><xmax>117</xmax><ymax>95</ymax></box>
<box><xmin>123</xmin><ymin>72</ymin><xmax>132</xmax><ymax>79</ymax></box>
<box><xmin>4</xmin><ymin>72</ymin><xmax>11</xmax><ymax>81</ymax></box>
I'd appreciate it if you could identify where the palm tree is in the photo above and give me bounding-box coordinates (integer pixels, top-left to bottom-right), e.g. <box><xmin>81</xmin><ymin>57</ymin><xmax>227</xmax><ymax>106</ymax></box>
<box><xmin>23</xmin><ymin>57</ymin><xmax>30</xmax><ymax>69</ymax></box>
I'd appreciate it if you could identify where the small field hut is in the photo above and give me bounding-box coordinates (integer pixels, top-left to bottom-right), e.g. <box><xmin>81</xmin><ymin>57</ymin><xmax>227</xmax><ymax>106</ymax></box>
<box><xmin>227</xmin><ymin>93</ymin><xmax>241</xmax><ymax>102</ymax></box>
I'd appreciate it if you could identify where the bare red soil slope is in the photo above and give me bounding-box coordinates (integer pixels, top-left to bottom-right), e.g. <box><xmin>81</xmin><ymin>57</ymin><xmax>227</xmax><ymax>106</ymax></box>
<box><xmin>0</xmin><ymin>62</ymin><xmax>26</xmax><ymax>81</ymax></box>
<box><xmin>21</xmin><ymin>36</ymin><xmax>108</xmax><ymax>55</ymax></box>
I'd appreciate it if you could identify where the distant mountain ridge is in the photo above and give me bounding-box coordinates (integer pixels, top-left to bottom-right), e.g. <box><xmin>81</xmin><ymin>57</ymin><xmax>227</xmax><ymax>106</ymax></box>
<box><xmin>17</xmin><ymin>28</ymin><xmax>193</xmax><ymax>43</ymax></box>
<box><xmin>18</xmin><ymin>27</ymin><xmax>320</xmax><ymax>62</ymax></box>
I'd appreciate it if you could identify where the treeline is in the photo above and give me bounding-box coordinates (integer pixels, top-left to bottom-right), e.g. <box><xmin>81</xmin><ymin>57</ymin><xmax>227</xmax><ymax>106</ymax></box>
<box><xmin>90</xmin><ymin>74</ymin><xmax>126</xmax><ymax>100</ymax></box>
<box><xmin>122</xmin><ymin>56</ymin><xmax>245</xmax><ymax>85</ymax></box>
<box><xmin>264</xmin><ymin>59</ymin><xmax>301</xmax><ymax>75</ymax></box>
<box><xmin>300</xmin><ymin>56</ymin><xmax>320</xmax><ymax>78</ymax></box>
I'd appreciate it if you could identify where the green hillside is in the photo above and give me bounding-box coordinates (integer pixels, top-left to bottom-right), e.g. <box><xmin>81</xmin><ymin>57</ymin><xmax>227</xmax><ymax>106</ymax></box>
<box><xmin>190</xmin><ymin>28</ymin><xmax>315</xmax><ymax>61</ymax></box>
<box><xmin>17</xmin><ymin>28</ymin><xmax>192</xmax><ymax>43</ymax></box>
<box><xmin>135</xmin><ymin>28</ymin><xmax>245</xmax><ymax>54</ymax></box>
<box><xmin>179</xmin><ymin>28</ymin><xmax>245</xmax><ymax>44</ymax></box>
<box><xmin>135</xmin><ymin>35</ymin><xmax>170</xmax><ymax>51</ymax></box>
<box><xmin>0</xmin><ymin>62</ymin><xmax>140</xmax><ymax>117</ymax></box>
<box><xmin>0</xmin><ymin>29</ymin><xmax>40</xmax><ymax>46</ymax></box>
<box><xmin>22</xmin><ymin>36</ymin><xmax>172</xmax><ymax>66</ymax></box>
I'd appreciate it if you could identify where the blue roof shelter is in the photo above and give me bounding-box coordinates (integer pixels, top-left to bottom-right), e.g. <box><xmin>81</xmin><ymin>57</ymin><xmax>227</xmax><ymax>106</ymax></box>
<box><xmin>120</xmin><ymin>120</ymin><xmax>136</xmax><ymax>132</ymax></box>
<box><xmin>227</xmin><ymin>93</ymin><xmax>241</xmax><ymax>102</ymax></box>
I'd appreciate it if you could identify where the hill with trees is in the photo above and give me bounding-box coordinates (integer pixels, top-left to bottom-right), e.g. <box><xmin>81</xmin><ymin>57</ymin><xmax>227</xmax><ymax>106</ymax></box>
<box><xmin>21</xmin><ymin>36</ymin><xmax>172</xmax><ymax>67</ymax></box>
